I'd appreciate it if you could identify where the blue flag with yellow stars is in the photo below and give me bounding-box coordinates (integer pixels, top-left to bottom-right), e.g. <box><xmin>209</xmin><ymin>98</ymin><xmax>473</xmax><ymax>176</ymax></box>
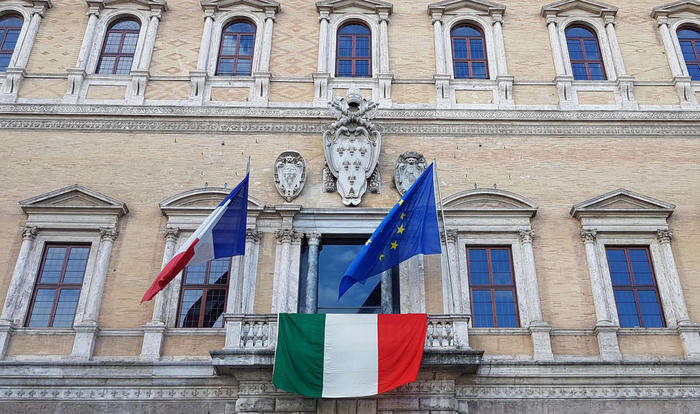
<box><xmin>340</xmin><ymin>163</ymin><xmax>442</xmax><ymax>299</ymax></box>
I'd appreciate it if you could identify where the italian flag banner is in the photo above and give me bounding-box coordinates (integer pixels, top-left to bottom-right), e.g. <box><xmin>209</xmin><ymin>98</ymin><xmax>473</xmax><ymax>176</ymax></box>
<box><xmin>273</xmin><ymin>313</ymin><xmax>427</xmax><ymax>398</ymax></box>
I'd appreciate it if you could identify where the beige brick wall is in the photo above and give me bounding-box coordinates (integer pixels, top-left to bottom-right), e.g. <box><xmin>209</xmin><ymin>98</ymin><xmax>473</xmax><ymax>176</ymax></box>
<box><xmin>210</xmin><ymin>87</ymin><xmax>249</xmax><ymax>102</ymax></box>
<box><xmin>7</xmin><ymin>334</ymin><xmax>74</xmax><ymax>356</ymax></box>
<box><xmin>424</xmin><ymin>254</ymin><xmax>443</xmax><ymax>314</ymax></box>
<box><xmin>25</xmin><ymin>0</ymin><xmax>85</xmax><ymax>73</ymax></box>
<box><xmin>93</xmin><ymin>336</ymin><xmax>143</xmax><ymax>357</ymax></box>
<box><xmin>144</xmin><ymin>80</ymin><xmax>190</xmax><ymax>101</ymax></box>
<box><xmin>392</xmin><ymin>83</ymin><xmax>436</xmax><ymax>105</ymax></box>
<box><xmin>578</xmin><ymin>91</ymin><xmax>616</xmax><ymax>105</ymax></box>
<box><xmin>503</xmin><ymin>1</ymin><xmax>557</xmax><ymax>81</ymax></box>
<box><xmin>388</xmin><ymin>0</ymin><xmax>435</xmax><ymax>79</ymax></box>
<box><xmin>269</xmin><ymin>81</ymin><xmax>315</xmax><ymax>103</ymax></box>
<box><xmin>470</xmin><ymin>334</ymin><xmax>533</xmax><ymax>356</ymax></box>
<box><xmin>268</xmin><ymin>0</ymin><xmax>318</xmax><ymax>78</ymax></box>
<box><xmin>18</xmin><ymin>78</ymin><xmax>67</xmax><ymax>99</ymax></box>
<box><xmin>513</xmin><ymin>84</ymin><xmax>558</xmax><ymax>106</ymax></box>
<box><xmin>86</xmin><ymin>85</ymin><xmax>127</xmax><ymax>100</ymax></box>
<box><xmin>619</xmin><ymin>334</ymin><xmax>684</xmax><ymax>357</ymax></box>
<box><xmin>162</xmin><ymin>335</ymin><xmax>225</xmax><ymax>357</ymax></box>
<box><xmin>551</xmin><ymin>335</ymin><xmax>599</xmax><ymax>356</ymax></box>
<box><xmin>454</xmin><ymin>90</ymin><xmax>492</xmax><ymax>105</ymax></box>
<box><xmin>148</xmin><ymin>0</ymin><xmax>201</xmax><ymax>76</ymax></box>
<box><xmin>636</xmin><ymin>85</ymin><xmax>681</xmax><ymax>106</ymax></box>
<box><xmin>254</xmin><ymin>232</ymin><xmax>276</xmax><ymax>314</ymax></box>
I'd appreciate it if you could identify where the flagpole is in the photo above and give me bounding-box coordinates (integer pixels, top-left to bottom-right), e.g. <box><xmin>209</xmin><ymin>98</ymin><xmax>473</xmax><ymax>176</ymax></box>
<box><xmin>246</xmin><ymin>156</ymin><xmax>251</xmax><ymax>174</ymax></box>
<box><xmin>433</xmin><ymin>159</ymin><xmax>458</xmax><ymax>314</ymax></box>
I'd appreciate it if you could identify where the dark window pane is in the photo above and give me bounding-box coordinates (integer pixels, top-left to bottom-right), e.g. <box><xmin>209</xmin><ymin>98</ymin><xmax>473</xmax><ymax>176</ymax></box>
<box><xmin>452</xmin><ymin>25</ymin><xmax>481</xmax><ymax>37</ymax></box>
<box><xmin>566</xmin><ymin>26</ymin><xmax>595</xmax><ymax>38</ymax></box>
<box><xmin>454</xmin><ymin>62</ymin><xmax>468</xmax><ymax>78</ymax></box>
<box><xmin>0</xmin><ymin>16</ymin><xmax>22</xmax><ymax>27</ymax></box>
<box><xmin>468</xmin><ymin>249</ymin><xmax>489</xmax><ymax>285</ymax></box>
<box><xmin>453</xmin><ymin>38</ymin><xmax>467</xmax><ymax>59</ymax></box>
<box><xmin>337</xmin><ymin>59</ymin><xmax>352</xmax><ymax>77</ymax></box>
<box><xmin>209</xmin><ymin>259</ymin><xmax>230</xmax><ymax>285</ymax></box>
<box><xmin>27</xmin><ymin>289</ymin><xmax>56</xmax><ymax>327</ymax></box>
<box><xmin>0</xmin><ymin>55</ymin><xmax>10</xmax><ymax>72</ymax></box>
<box><xmin>567</xmin><ymin>39</ymin><xmax>583</xmax><ymax>60</ymax></box>
<box><xmin>235</xmin><ymin>58</ymin><xmax>251</xmax><ymax>75</ymax></box>
<box><xmin>469</xmin><ymin>39</ymin><xmax>484</xmax><ymax>59</ymax></box>
<box><xmin>40</xmin><ymin>247</ymin><xmax>67</xmax><ymax>283</ymax></box>
<box><xmin>637</xmin><ymin>290</ymin><xmax>663</xmax><ymax>328</ymax></box>
<box><xmin>607</xmin><ymin>249</ymin><xmax>631</xmax><ymax>285</ymax></box>
<box><xmin>629</xmin><ymin>249</ymin><xmax>653</xmax><ymax>285</ymax></box>
<box><xmin>239</xmin><ymin>35</ymin><xmax>254</xmax><ymax>56</ymax></box>
<box><xmin>471</xmin><ymin>62</ymin><xmax>487</xmax><ymax>79</ymax></box>
<box><xmin>2</xmin><ymin>29</ymin><xmax>19</xmax><ymax>51</ymax></box>
<box><xmin>355</xmin><ymin>37</ymin><xmax>370</xmax><ymax>57</ymax></box>
<box><xmin>614</xmin><ymin>290</ymin><xmax>639</xmax><ymax>327</ymax></box>
<box><xmin>63</xmin><ymin>247</ymin><xmax>89</xmax><ymax>284</ymax></box>
<box><xmin>218</xmin><ymin>58</ymin><xmax>234</xmax><ymax>75</ymax></box>
<box><xmin>588</xmin><ymin>63</ymin><xmax>604</xmax><ymax>80</ymax></box>
<box><xmin>678</xmin><ymin>28</ymin><xmax>700</xmax><ymax>39</ymax></box>
<box><xmin>111</xmin><ymin>19</ymin><xmax>140</xmax><ymax>31</ymax></box>
<box><xmin>179</xmin><ymin>289</ymin><xmax>203</xmax><ymax>327</ymax></box>
<box><xmin>339</xmin><ymin>24</ymin><xmax>369</xmax><ymax>35</ymax></box>
<box><xmin>202</xmin><ymin>289</ymin><xmax>226</xmax><ymax>327</ymax></box>
<box><xmin>572</xmin><ymin>63</ymin><xmax>588</xmax><ymax>80</ymax></box>
<box><xmin>490</xmin><ymin>249</ymin><xmax>512</xmax><ymax>285</ymax></box>
<box><xmin>355</xmin><ymin>60</ymin><xmax>370</xmax><ymax>77</ymax></box>
<box><xmin>688</xmin><ymin>64</ymin><xmax>700</xmax><ymax>81</ymax></box>
<box><xmin>471</xmin><ymin>290</ymin><xmax>493</xmax><ymax>327</ymax></box>
<box><xmin>52</xmin><ymin>289</ymin><xmax>80</xmax><ymax>327</ymax></box>
<box><xmin>185</xmin><ymin>263</ymin><xmax>207</xmax><ymax>284</ymax></box>
<box><xmin>680</xmin><ymin>41</ymin><xmax>695</xmax><ymax>61</ymax></box>
<box><xmin>583</xmin><ymin>40</ymin><xmax>600</xmax><ymax>59</ymax></box>
<box><xmin>317</xmin><ymin>243</ymin><xmax>381</xmax><ymax>312</ymax></box>
<box><xmin>121</xmin><ymin>33</ymin><xmax>139</xmax><ymax>54</ymax></box>
<box><xmin>224</xmin><ymin>21</ymin><xmax>255</xmax><ymax>33</ymax></box>
<box><xmin>494</xmin><ymin>290</ymin><xmax>517</xmax><ymax>327</ymax></box>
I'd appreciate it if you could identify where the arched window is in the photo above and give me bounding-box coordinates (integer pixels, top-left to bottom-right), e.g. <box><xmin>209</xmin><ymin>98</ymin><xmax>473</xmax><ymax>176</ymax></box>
<box><xmin>450</xmin><ymin>24</ymin><xmax>488</xmax><ymax>79</ymax></box>
<box><xmin>565</xmin><ymin>25</ymin><xmax>606</xmax><ymax>80</ymax></box>
<box><xmin>336</xmin><ymin>22</ymin><xmax>371</xmax><ymax>78</ymax></box>
<box><xmin>0</xmin><ymin>14</ymin><xmax>22</xmax><ymax>72</ymax></box>
<box><xmin>96</xmin><ymin>18</ymin><xmax>141</xmax><ymax>75</ymax></box>
<box><xmin>216</xmin><ymin>20</ymin><xmax>256</xmax><ymax>76</ymax></box>
<box><xmin>678</xmin><ymin>26</ymin><xmax>700</xmax><ymax>81</ymax></box>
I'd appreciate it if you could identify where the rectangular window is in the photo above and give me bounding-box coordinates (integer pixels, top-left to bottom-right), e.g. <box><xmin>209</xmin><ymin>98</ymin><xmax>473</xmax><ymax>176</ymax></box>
<box><xmin>26</xmin><ymin>244</ymin><xmax>90</xmax><ymax>328</ymax></box>
<box><xmin>466</xmin><ymin>246</ymin><xmax>519</xmax><ymax>328</ymax></box>
<box><xmin>606</xmin><ymin>247</ymin><xmax>665</xmax><ymax>328</ymax></box>
<box><xmin>177</xmin><ymin>258</ymin><xmax>230</xmax><ymax>328</ymax></box>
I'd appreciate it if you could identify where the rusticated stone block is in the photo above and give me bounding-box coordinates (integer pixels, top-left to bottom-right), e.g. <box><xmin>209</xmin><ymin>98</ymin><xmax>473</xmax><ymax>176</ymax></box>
<box><xmin>317</xmin><ymin>399</ymin><xmax>336</xmax><ymax>414</ymax></box>
<box><xmin>377</xmin><ymin>397</ymin><xmax>420</xmax><ymax>411</ymax></box>
<box><xmin>420</xmin><ymin>397</ymin><xmax>455</xmax><ymax>410</ymax></box>
<box><xmin>357</xmin><ymin>399</ymin><xmax>377</xmax><ymax>414</ymax></box>
<box><xmin>235</xmin><ymin>396</ymin><xmax>275</xmax><ymax>412</ymax></box>
<box><xmin>337</xmin><ymin>399</ymin><xmax>357</xmax><ymax>414</ymax></box>
<box><xmin>274</xmin><ymin>397</ymin><xmax>316</xmax><ymax>412</ymax></box>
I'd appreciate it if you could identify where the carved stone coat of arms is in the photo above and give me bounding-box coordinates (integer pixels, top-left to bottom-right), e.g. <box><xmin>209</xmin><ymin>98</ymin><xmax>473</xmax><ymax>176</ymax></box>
<box><xmin>322</xmin><ymin>87</ymin><xmax>381</xmax><ymax>206</ymax></box>
<box><xmin>274</xmin><ymin>151</ymin><xmax>306</xmax><ymax>202</ymax></box>
<box><xmin>394</xmin><ymin>151</ymin><xmax>427</xmax><ymax>195</ymax></box>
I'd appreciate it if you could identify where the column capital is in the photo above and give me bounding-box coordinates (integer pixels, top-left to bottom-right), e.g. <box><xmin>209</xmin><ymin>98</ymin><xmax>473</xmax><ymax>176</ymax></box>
<box><xmin>99</xmin><ymin>227</ymin><xmax>118</xmax><ymax>242</ymax></box>
<box><xmin>545</xmin><ymin>14</ymin><xmax>558</xmax><ymax>25</ymax></box>
<box><xmin>163</xmin><ymin>226</ymin><xmax>180</xmax><ymax>243</ymax></box>
<box><xmin>440</xmin><ymin>229</ymin><xmax>458</xmax><ymax>244</ymax></box>
<box><xmin>656</xmin><ymin>15</ymin><xmax>670</xmax><ymax>27</ymax></box>
<box><xmin>149</xmin><ymin>9</ymin><xmax>163</xmax><ymax>21</ymax></box>
<box><xmin>657</xmin><ymin>229</ymin><xmax>673</xmax><ymax>244</ymax></box>
<box><xmin>490</xmin><ymin>12</ymin><xmax>504</xmax><ymax>25</ymax></box>
<box><xmin>603</xmin><ymin>14</ymin><xmax>616</xmax><ymax>26</ymax></box>
<box><xmin>203</xmin><ymin>8</ymin><xmax>216</xmax><ymax>19</ymax></box>
<box><xmin>580</xmin><ymin>229</ymin><xmax>597</xmax><ymax>243</ymax></box>
<box><xmin>430</xmin><ymin>11</ymin><xmax>443</xmax><ymax>23</ymax></box>
<box><xmin>378</xmin><ymin>11</ymin><xmax>390</xmax><ymax>23</ymax></box>
<box><xmin>275</xmin><ymin>229</ymin><xmax>301</xmax><ymax>243</ymax></box>
<box><xmin>31</xmin><ymin>5</ymin><xmax>48</xmax><ymax>17</ymax></box>
<box><xmin>519</xmin><ymin>229</ymin><xmax>535</xmax><ymax>244</ymax></box>
<box><xmin>21</xmin><ymin>226</ymin><xmax>38</xmax><ymax>241</ymax></box>
<box><xmin>306</xmin><ymin>232</ymin><xmax>322</xmax><ymax>246</ymax></box>
<box><xmin>246</xmin><ymin>229</ymin><xmax>263</xmax><ymax>243</ymax></box>
<box><xmin>318</xmin><ymin>10</ymin><xmax>330</xmax><ymax>22</ymax></box>
<box><xmin>86</xmin><ymin>6</ymin><xmax>101</xmax><ymax>17</ymax></box>
<box><xmin>264</xmin><ymin>8</ymin><xmax>277</xmax><ymax>21</ymax></box>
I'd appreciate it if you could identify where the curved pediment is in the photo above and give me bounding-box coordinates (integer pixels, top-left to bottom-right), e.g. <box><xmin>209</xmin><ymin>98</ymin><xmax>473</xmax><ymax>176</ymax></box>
<box><xmin>19</xmin><ymin>184</ymin><xmax>128</xmax><ymax>215</ymax></box>
<box><xmin>570</xmin><ymin>188</ymin><xmax>675</xmax><ymax>218</ymax></box>
<box><xmin>428</xmin><ymin>0</ymin><xmax>505</xmax><ymax>15</ymax></box>
<box><xmin>442</xmin><ymin>188</ymin><xmax>538</xmax><ymax>216</ymax></box>
<box><xmin>651</xmin><ymin>1</ymin><xmax>700</xmax><ymax>18</ymax></box>
<box><xmin>541</xmin><ymin>0</ymin><xmax>617</xmax><ymax>17</ymax></box>
<box><xmin>160</xmin><ymin>187</ymin><xmax>263</xmax><ymax>215</ymax></box>
<box><xmin>86</xmin><ymin>0</ymin><xmax>168</xmax><ymax>11</ymax></box>
<box><xmin>200</xmin><ymin>0</ymin><xmax>279</xmax><ymax>13</ymax></box>
<box><xmin>316</xmin><ymin>0</ymin><xmax>392</xmax><ymax>14</ymax></box>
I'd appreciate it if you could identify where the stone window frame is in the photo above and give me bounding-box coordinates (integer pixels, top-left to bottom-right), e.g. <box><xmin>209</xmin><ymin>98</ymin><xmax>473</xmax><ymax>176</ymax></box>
<box><xmin>0</xmin><ymin>185</ymin><xmax>127</xmax><ymax>360</ymax></box>
<box><xmin>541</xmin><ymin>0</ymin><xmax>638</xmax><ymax>110</ymax></box>
<box><xmin>440</xmin><ymin>188</ymin><xmax>553</xmax><ymax>361</ymax></box>
<box><xmin>314</xmin><ymin>0</ymin><xmax>394</xmax><ymax>107</ymax></box>
<box><xmin>64</xmin><ymin>0</ymin><xmax>167</xmax><ymax>105</ymax></box>
<box><xmin>571</xmin><ymin>188</ymin><xmax>700</xmax><ymax>361</ymax></box>
<box><xmin>651</xmin><ymin>1</ymin><xmax>700</xmax><ymax>109</ymax></box>
<box><xmin>140</xmin><ymin>187</ymin><xmax>264</xmax><ymax>359</ymax></box>
<box><xmin>0</xmin><ymin>0</ymin><xmax>52</xmax><ymax>103</ymax></box>
<box><xmin>428</xmin><ymin>0</ymin><xmax>514</xmax><ymax>109</ymax></box>
<box><xmin>190</xmin><ymin>0</ymin><xmax>279</xmax><ymax>107</ymax></box>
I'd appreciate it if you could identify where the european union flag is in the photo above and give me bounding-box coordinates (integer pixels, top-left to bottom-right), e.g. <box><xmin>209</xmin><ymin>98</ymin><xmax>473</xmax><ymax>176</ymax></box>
<box><xmin>340</xmin><ymin>163</ymin><xmax>442</xmax><ymax>299</ymax></box>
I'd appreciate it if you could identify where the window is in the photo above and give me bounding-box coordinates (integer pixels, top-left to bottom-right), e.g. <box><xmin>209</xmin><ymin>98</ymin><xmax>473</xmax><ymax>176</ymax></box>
<box><xmin>466</xmin><ymin>247</ymin><xmax>519</xmax><ymax>328</ymax></box>
<box><xmin>335</xmin><ymin>22</ymin><xmax>371</xmax><ymax>78</ymax></box>
<box><xmin>0</xmin><ymin>14</ymin><xmax>21</xmax><ymax>72</ymax></box>
<box><xmin>606</xmin><ymin>247</ymin><xmax>665</xmax><ymax>328</ymax></box>
<box><xmin>96</xmin><ymin>18</ymin><xmax>140</xmax><ymax>75</ymax></box>
<box><xmin>565</xmin><ymin>25</ymin><xmax>606</xmax><ymax>81</ymax></box>
<box><xmin>451</xmin><ymin>24</ymin><xmax>488</xmax><ymax>79</ymax></box>
<box><xmin>678</xmin><ymin>26</ymin><xmax>700</xmax><ymax>81</ymax></box>
<box><xmin>216</xmin><ymin>20</ymin><xmax>255</xmax><ymax>76</ymax></box>
<box><xmin>26</xmin><ymin>244</ymin><xmax>90</xmax><ymax>328</ymax></box>
<box><xmin>177</xmin><ymin>258</ymin><xmax>230</xmax><ymax>328</ymax></box>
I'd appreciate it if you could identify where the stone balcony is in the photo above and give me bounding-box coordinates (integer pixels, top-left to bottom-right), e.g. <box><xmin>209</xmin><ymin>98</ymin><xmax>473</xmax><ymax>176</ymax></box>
<box><xmin>211</xmin><ymin>314</ymin><xmax>483</xmax><ymax>377</ymax></box>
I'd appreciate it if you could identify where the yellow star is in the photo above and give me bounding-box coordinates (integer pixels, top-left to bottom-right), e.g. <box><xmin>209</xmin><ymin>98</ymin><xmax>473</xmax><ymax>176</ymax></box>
<box><xmin>390</xmin><ymin>241</ymin><xmax>398</xmax><ymax>250</ymax></box>
<box><xmin>400</xmin><ymin>212</ymin><xmax>406</xmax><ymax>220</ymax></box>
<box><xmin>365</xmin><ymin>239</ymin><xmax>372</xmax><ymax>246</ymax></box>
<box><xmin>379</xmin><ymin>254</ymin><xmax>385</xmax><ymax>261</ymax></box>
<box><xmin>397</xmin><ymin>225</ymin><xmax>405</xmax><ymax>234</ymax></box>
<box><xmin>398</xmin><ymin>199</ymin><xmax>404</xmax><ymax>206</ymax></box>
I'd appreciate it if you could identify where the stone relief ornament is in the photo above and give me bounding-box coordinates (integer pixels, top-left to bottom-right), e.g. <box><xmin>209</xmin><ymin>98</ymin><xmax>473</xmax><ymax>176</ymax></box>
<box><xmin>394</xmin><ymin>151</ymin><xmax>427</xmax><ymax>195</ymax></box>
<box><xmin>273</xmin><ymin>150</ymin><xmax>306</xmax><ymax>202</ymax></box>
<box><xmin>323</xmin><ymin>87</ymin><xmax>381</xmax><ymax>206</ymax></box>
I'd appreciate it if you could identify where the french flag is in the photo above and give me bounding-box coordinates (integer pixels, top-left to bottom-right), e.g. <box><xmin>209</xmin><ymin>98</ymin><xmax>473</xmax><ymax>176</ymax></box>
<box><xmin>141</xmin><ymin>174</ymin><xmax>249</xmax><ymax>303</ymax></box>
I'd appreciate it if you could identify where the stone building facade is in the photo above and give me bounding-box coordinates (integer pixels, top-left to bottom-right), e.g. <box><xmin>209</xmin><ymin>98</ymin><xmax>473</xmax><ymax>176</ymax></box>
<box><xmin>0</xmin><ymin>0</ymin><xmax>698</xmax><ymax>412</ymax></box>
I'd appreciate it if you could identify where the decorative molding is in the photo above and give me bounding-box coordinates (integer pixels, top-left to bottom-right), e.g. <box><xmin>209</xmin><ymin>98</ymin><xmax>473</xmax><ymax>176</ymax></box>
<box><xmin>394</xmin><ymin>151</ymin><xmax>427</xmax><ymax>195</ymax></box>
<box><xmin>99</xmin><ymin>227</ymin><xmax>118</xmax><ymax>241</ymax></box>
<box><xmin>541</xmin><ymin>0</ymin><xmax>618</xmax><ymax>17</ymax></box>
<box><xmin>18</xmin><ymin>184</ymin><xmax>128</xmax><ymax>216</ymax></box>
<box><xmin>518</xmin><ymin>229</ymin><xmax>535</xmax><ymax>244</ymax></box>
<box><xmin>458</xmin><ymin>385</ymin><xmax>700</xmax><ymax>400</ymax></box>
<box><xmin>580</xmin><ymin>228</ymin><xmax>597</xmax><ymax>242</ymax></box>
<box><xmin>159</xmin><ymin>187</ymin><xmax>263</xmax><ymax>215</ymax></box>
<box><xmin>245</xmin><ymin>229</ymin><xmax>263</xmax><ymax>243</ymax></box>
<box><xmin>273</xmin><ymin>150</ymin><xmax>306</xmax><ymax>202</ymax></box>
<box><xmin>657</xmin><ymin>229</ymin><xmax>673</xmax><ymax>244</ymax></box>
<box><xmin>442</xmin><ymin>188</ymin><xmax>538</xmax><ymax>215</ymax></box>
<box><xmin>570</xmin><ymin>188</ymin><xmax>676</xmax><ymax>218</ymax></box>
<box><xmin>20</xmin><ymin>226</ymin><xmax>38</xmax><ymax>241</ymax></box>
<box><xmin>274</xmin><ymin>229</ymin><xmax>300</xmax><ymax>243</ymax></box>
<box><xmin>0</xmin><ymin>386</ymin><xmax>238</xmax><ymax>401</ymax></box>
<box><xmin>163</xmin><ymin>226</ymin><xmax>180</xmax><ymax>243</ymax></box>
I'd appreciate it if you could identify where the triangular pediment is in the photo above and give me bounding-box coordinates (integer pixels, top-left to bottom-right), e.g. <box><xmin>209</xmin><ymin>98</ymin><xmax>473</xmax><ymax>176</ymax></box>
<box><xmin>428</xmin><ymin>0</ymin><xmax>504</xmax><ymax>15</ymax></box>
<box><xmin>160</xmin><ymin>187</ymin><xmax>263</xmax><ymax>215</ymax></box>
<box><xmin>19</xmin><ymin>184</ymin><xmax>128</xmax><ymax>215</ymax></box>
<box><xmin>316</xmin><ymin>0</ymin><xmax>392</xmax><ymax>14</ymax></box>
<box><xmin>6</xmin><ymin>0</ymin><xmax>53</xmax><ymax>10</ymax></box>
<box><xmin>651</xmin><ymin>1</ymin><xmax>700</xmax><ymax>18</ymax></box>
<box><xmin>200</xmin><ymin>0</ymin><xmax>279</xmax><ymax>12</ymax></box>
<box><xmin>570</xmin><ymin>189</ymin><xmax>675</xmax><ymax>218</ymax></box>
<box><xmin>442</xmin><ymin>189</ymin><xmax>538</xmax><ymax>216</ymax></box>
<box><xmin>86</xmin><ymin>0</ymin><xmax>167</xmax><ymax>11</ymax></box>
<box><xmin>541</xmin><ymin>0</ymin><xmax>617</xmax><ymax>17</ymax></box>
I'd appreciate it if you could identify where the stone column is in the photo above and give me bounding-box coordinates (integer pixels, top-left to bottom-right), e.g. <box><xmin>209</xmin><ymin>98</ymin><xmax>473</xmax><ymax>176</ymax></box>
<box><xmin>655</xmin><ymin>230</ymin><xmax>700</xmax><ymax>358</ymax></box>
<box><xmin>581</xmin><ymin>229</ymin><xmax>621</xmax><ymax>361</ymax></box>
<box><xmin>440</xmin><ymin>231</ymin><xmax>462</xmax><ymax>314</ymax></box>
<box><xmin>272</xmin><ymin>229</ymin><xmax>301</xmax><ymax>313</ymax></box>
<box><xmin>546</xmin><ymin>15</ymin><xmax>576</xmax><ymax>108</ymax></box>
<box><xmin>0</xmin><ymin>8</ymin><xmax>44</xmax><ymax>98</ymax></box>
<box><xmin>241</xmin><ymin>230</ymin><xmax>262</xmax><ymax>314</ymax></box>
<box><xmin>72</xmin><ymin>227</ymin><xmax>118</xmax><ymax>360</ymax></box>
<box><xmin>519</xmin><ymin>230</ymin><xmax>553</xmax><ymax>361</ymax></box>
<box><xmin>313</xmin><ymin>10</ymin><xmax>331</xmax><ymax>104</ymax></box>
<box><xmin>657</xmin><ymin>16</ymin><xmax>696</xmax><ymax>108</ymax></box>
<box><xmin>0</xmin><ymin>226</ymin><xmax>37</xmax><ymax>358</ymax></box>
<box><xmin>381</xmin><ymin>270</ymin><xmax>393</xmax><ymax>314</ymax></box>
<box><xmin>432</xmin><ymin>12</ymin><xmax>445</xmax><ymax>75</ymax></box>
<box><xmin>287</xmin><ymin>232</ymin><xmax>303</xmax><ymax>312</ymax></box>
<box><xmin>604</xmin><ymin>15</ymin><xmax>637</xmax><ymax>109</ymax></box>
<box><xmin>190</xmin><ymin>10</ymin><xmax>214</xmax><ymax>102</ymax></box>
<box><xmin>546</xmin><ymin>16</ymin><xmax>566</xmax><ymax>76</ymax></box>
<box><xmin>259</xmin><ymin>12</ymin><xmax>275</xmax><ymax>72</ymax></box>
<box><xmin>378</xmin><ymin>13</ymin><xmax>390</xmax><ymax>74</ymax></box>
<box><xmin>141</xmin><ymin>227</ymin><xmax>179</xmax><ymax>359</ymax></box>
<box><xmin>304</xmin><ymin>233</ymin><xmax>321</xmax><ymax>314</ymax></box>
<box><xmin>399</xmin><ymin>255</ymin><xmax>426</xmax><ymax>313</ymax></box>
<box><xmin>492</xmin><ymin>13</ymin><xmax>514</xmax><ymax>108</ymax></box>
<box><xmin>137</xmin><ymin>13</ymin><xmax>160</xmax><ymax>71</ymax></box>
<box><xmin>64</xmin><ymin>9</ymin><xmax>100</xmax><ymax>103</ymax></box>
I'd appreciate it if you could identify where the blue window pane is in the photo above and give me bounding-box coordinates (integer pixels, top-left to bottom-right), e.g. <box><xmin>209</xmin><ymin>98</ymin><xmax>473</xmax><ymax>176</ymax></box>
<box><xmin>638</xmin><ymin>290</ymin><xmax>664</xmax><ymax>328</ymax></box>
<box><xmin>63</xmin><ymin>247</ymin><xmax>89</xmax><ymax>284</ymax></box>
<box><xmin>468</xmin><ymin>249</ymin><xmax>489</xmax><ymax>285</ymax></box>
<box><xmin>239</xmin><ymin>35</ymin><xmax>254</xmax><ymax>56</ymax></box>
<box><xmin>209</xmin><ymin>259</ymin><xmax>230</xmax><ymax>285</ymax></box>
<box><xmin>235</xmin><ymin>58</ymin><xmax>251</xmax><ymax>75</ymax></box>
<box><xmin>52</xmin><ymin>289</ymin><xmax>80</xmax><ymax>327</ymax></box>
<box><xmin>121</xmin><ymin>33</ymin><xmax>138</xmax><ymax>54</ymax></box>
<box><xmin>338</xmin><ymin>36</ymin><xmax>353</xmax><ymax>57</ymax></box>
<box><xmin>494</xmin><ymin>290</ymin><xmax>517</xmax><ymax>327</ymax></box>
<box><xmin>452</xmin><ymin>25</ymin><xmax>481</xmax><ymax>37</ymax></box>
<box><xmin>0</xmin><ymin>55</ymin><xmax>10</xmax><ymax>72</ymax></box>
<box><xmin>115</xmin><ymin>57</ymin><xmax>133</xmax><ymax>74</ymax></box>
<box><xmin>607</xmin><ymin>249</ymin><xmax>631</xmax><ymax>285</ymax></box>
<box><xmin>472</xmin><ymin>290</ymin><xmax>493</xmax><ymax>327</ymax></box>
<box><xmin>583</xmin><ymin>40</ymin><xmax>600</xmax><ymax>59</ymax></box>
<box><xmin>339</xmin><ymin>24</ymin><xmax>369</xmax><ymax>35</ymax></box>
<box><xmin>2</xmin><ymin>29</ymin><xmax>19</xmax><ymax>52</ymax></box>
<box><xmin>185</xmin><ymin>263</ymin><xmax>207</xmax><ymax>284</ymax></box>
<box><xmin>224</xmin><ymin>21</ymin><xmax>255</xmax><ymax>33</ymax></box>
<box><xmin>678</xmin><ymin>28</ymin><xmax>700</xmax><ymax>39</ymax></box>
<box><xmin>221</xmin><ymin>35</ymin><xmax>237</xmax><ymax>54</ymax></box>
<box><xmin>111</xmin><ymin>19</ymin><xmax>140</xmax><ymax>31</ymax></box>
<box><xmin>679</xmin><ymin>41</ymin><xmax>695</xmax><ymax>61</ymax></box>
<box><xmin>471</xmin><ymin>62</ymin><xmax>486</xmax><ymax>79</ymax></box>
<box><xmin>567</xmin><ymin>40</ymin><xmax>583</xmax><ymax>60</ymax></box>
<box><xmin>355</xmin><ymin>60</ymin><xmax>370</xmax><ymax>77</ymax></box>
<box><xmin>588</xmin><ymin>63</ymin><xmax>604</xmax><ymax>80</ymax></box>
<box><xmin>629</xmin><ymin>249</ymin><xmax>653</xmax><ymax>285</ymax></box>
<box><xmin>566</xmin><ymin>26</ymin><xmax>595</xmax><ymax>38</ymax></box>
<box><xmin>202</xmin><ymin>289</ymin><xmax>226</xmax><ymax>328</ymax></box>
<box><xmin>469</xmin><ymin>38</ymin><xmax>484</xmax><ymax>59</ymax></box>
<box><xmin>40</xmin><ymin>247</ymin><xmax>67</xmax><ymax>283</ymax></box>
<box><xmin>318</xmin><ymin>243</ymin><xmax>381</xmax><ymax>312</ymax></box>
<box><xmin>179</xmin><ymin>289</ymin><xmax>203</xmax><ymax>327</ymax></box>
<box><xmin>27</xmin><ymin>289</ymin><xmax>56</xmax><ymax>327</ymax></box>
<box><xmin>688</xmin><ymin>64</ymin><xmax>700</xmax><ymax>81</ymax></box>
<box><xmin>490</xmin><ymin>249</ymin><xmax>512</xmax><ymax>285</ymax></box>
<box><xmin>0</xmin><ymin>16</ymin><xmax>22</xmax><ymax>27</ymax></box>
<box><xmin>355</xmin><ymin>37</ymin><xmax>370</xmax><ymax>57</ymax></box>
<box><xmin>97</xmin><ymin>56</ymin><xmax>116</xmax><ymax>74</ymax></box>
<box><xmin>572</xmin><ymin>63</ymin><xmax>587</xmax><ymax>80</ymax></box>
<box><xmin>217</xmin><ymin>58</ymin><xmax>234</xmax><ymax>75</ymax></box>
<box><xmin>453</xmin><ymin>38</ymin><xmax>467</xmax><ymax>59</ymax></box>
<box><xmin>103</xmin><ymin>32</ymin><xmax>121</xmax><ymax>54</ymax></box>
<box><xmin>614</xmin><ymin>290</ymin><xmax>639</xmax><ymax>327</ymax></box>
<box><xmin>337</xmin><ymin>59</ymin><xmax>352</xmax><ymax>76</ymax></box>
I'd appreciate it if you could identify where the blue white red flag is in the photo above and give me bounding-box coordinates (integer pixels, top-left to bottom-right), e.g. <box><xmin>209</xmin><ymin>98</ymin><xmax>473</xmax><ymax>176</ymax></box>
<box><xmin>141</xmin><ymin>174</ymin><xmax>249</xmax><ymax>302</ymax></box>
